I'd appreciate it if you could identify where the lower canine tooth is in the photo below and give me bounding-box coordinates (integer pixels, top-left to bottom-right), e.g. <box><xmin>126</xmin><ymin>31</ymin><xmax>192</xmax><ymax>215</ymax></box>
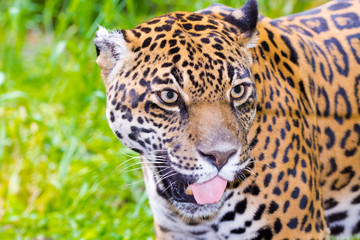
<box><xmin>186</xmin><ymin>186</ymin><xmax>193</xmax><ymax>195</ymax></box>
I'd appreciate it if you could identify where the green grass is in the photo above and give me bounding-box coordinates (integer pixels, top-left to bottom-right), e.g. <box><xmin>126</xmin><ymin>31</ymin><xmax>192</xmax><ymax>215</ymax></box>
<box><xmin>0</xmin><ymin>0</ymin><xmax>329</xmax><ymax>239</ymax></box>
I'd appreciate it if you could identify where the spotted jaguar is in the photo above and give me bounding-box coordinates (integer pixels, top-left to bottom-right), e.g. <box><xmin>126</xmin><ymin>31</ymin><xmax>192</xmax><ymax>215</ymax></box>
<box><xmin>94</xmin><ymin>0</ymin><xmax>360</xmax><ymax>239</ymax></box>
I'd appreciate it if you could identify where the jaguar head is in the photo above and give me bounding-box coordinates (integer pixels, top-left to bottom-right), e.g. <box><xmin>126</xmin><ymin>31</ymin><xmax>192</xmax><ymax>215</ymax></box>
<box><xmin>95</xmin><ymin>0</ymin><xmax>258</xmax><ymax>218</ymax></box>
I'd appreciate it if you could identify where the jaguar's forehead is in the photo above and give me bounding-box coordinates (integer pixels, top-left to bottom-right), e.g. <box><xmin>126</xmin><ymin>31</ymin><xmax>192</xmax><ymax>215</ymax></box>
<box><xmin>119</xmin><ymin>12</ymin><xmax>253</xmax><ymax>101</ymax></box>
<box><xmin>128</xmin><ymin>12</ymin><xmax>241</xmax><ymax>44</ymax></box>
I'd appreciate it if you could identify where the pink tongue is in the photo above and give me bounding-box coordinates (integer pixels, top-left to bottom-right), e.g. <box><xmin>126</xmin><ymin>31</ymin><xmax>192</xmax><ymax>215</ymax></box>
<box><xmin>190</xmin><ymin>176</ymin><xmax>227</xmax><ymax>205</ymax></box>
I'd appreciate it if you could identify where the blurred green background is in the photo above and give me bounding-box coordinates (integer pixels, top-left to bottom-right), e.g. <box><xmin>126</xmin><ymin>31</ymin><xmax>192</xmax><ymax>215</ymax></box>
<box><xmin>0</xmin><ymin>0</ymin><xmax>329</xmax><ymax>239</ymax></box>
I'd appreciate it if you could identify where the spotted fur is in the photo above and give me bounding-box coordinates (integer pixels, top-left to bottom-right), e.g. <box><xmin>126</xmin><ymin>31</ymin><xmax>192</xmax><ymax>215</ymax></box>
<box><xmin>94</xmin><ymin>0</ymin><xmax>360</xmax><ymax>239</ymax></box>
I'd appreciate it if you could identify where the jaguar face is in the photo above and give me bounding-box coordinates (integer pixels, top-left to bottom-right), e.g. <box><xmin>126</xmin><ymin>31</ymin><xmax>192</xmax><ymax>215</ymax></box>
<box><xmin>95</xmin><ymin>0</ymin><xmax>258</xmax><ymax>218</ymax></box>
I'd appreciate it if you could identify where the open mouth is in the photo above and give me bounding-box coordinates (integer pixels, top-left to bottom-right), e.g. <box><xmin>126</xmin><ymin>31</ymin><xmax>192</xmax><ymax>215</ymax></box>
<box><xmin>162</xmin><ymin>175</ymin><xmax>198</xmax><ymax>204</ymax></box>
<box><xmin>161</xmin><ymin>174</ymin><xmax>228</xmax><ymax>205</ymax></box>
<box><xmin>154</xmin><ymin>151</ymin><xmax>254</xmax><ymax>205</ymax></box>
<box><xmin>153</xmin><ymin>151</ymin><xmax>197</xmax><ymax>203</ymax></box>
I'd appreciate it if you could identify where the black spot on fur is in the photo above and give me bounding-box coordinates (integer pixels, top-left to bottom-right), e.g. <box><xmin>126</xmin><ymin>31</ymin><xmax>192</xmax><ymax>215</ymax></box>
<box><xmin>220</xmin><ymin>211</ymin><xmax>235</xmax><ymax>222</ymax></box>
<box><xmin>300</xmin><ymin>195</ymin><xmax>308</xmax><ymax>209</ymax></box>
<box><xmin>243</xmin><ymin>184</ymin><xmax>260</xmax><ymax>196</ymax></box>
<box><xmin>253</xmin><ymin>204</ymin><xmax>266</xmax><ymax>220</ymax></box>
<box><xmin>268</xmin><ymin>201</ymin><xmax>279</xmax><ymax>214</ymax></box>
<box><xmin>253</xmin><ymin>227</ymin><xmax>273</xmax><ymax>240</ymax></box>
<box><xmin>110</xmin><ymin>111</ymin><xmax>115</xmax><ymax>122</ymax></box>
<box><xmin>235</xmin><ymin>198</ymin><xmax>247</xmax><ymax>214</ymax></box>
<box><xmin>281</xmin><ymin>35</ymin><xmax>299</xmax><ymax>65</ymax></box>
<box><xmin>352</xmin><ymin>220</ymin><xmax>360</xmax><ymax>235</ymax></box>
<box><xmin>274</xmin><ymin>218</ymin><xmax>282</xmax><ymax>233</ymax></box>
<box><xmin>142</xmin><ymin>37</ymin><xmax>152</xmax><ymax>48</ymax></box>
<box><xmin>352</xmin><ymin>194</ymin><xmax>360</xmax><ymax>204</ymax></box>
<box><xmin>328</xmin><ymin>211</ymin><xmax>348</xmax><ymax>223</ymax></box>
<box><xmin>230</xmin><ymin>227</ymin><xmax>246</xmax><ymax>234</ymax></box>
<box><xmin>287</xmin><ymin>218</ymin><xmax>298</xmax><ymax>229</ymax></box>
<box><xmin>331</xmin><ymin>225</ymin><xmax>344</xmax><ymax>235</ymax></box>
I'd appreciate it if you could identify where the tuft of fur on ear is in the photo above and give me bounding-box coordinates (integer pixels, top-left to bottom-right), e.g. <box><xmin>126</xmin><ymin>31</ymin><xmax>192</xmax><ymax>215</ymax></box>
<box><xmin>94</xmin><ymin>26</ymin><xmax>129</xmax><ymax>79</ymax></box>
<box><xmin>224</xmin><ymin>0</ymin><xmax>258</xmax><ymax>47</ymax></box>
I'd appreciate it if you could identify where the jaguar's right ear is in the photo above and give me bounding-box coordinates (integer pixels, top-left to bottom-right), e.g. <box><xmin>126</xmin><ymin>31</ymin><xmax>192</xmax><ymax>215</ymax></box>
<box><xmin>94</xmin><ymin>26</ymin><xmax>129</xmax><ymax>80</ymax></box>
<box><xmin>223</xmin><ymin>0</ymin><xmax>258</xmax><ymax>48</ymax></box>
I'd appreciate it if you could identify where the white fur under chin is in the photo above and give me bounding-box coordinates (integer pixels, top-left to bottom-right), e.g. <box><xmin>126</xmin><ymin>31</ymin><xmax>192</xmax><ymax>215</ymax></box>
<box><xmin>170</xmin><ymin>195</ymin><xmax>226</xmax><ymax>220</ymax></box>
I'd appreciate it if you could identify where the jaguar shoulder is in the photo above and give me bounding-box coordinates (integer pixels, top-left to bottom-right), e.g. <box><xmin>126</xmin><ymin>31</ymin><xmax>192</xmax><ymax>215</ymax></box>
<box><xmin>94</xmin><ymin>0</ymin><xmax>360</xmax><ymax>239</ymax></box>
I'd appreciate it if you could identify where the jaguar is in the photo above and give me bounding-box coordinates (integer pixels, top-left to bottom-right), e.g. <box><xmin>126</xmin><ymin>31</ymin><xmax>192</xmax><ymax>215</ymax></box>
<box><xmin>94</xmin><ymin>0</ymin><xmax>360</xmax><ymax>239</ymax></box>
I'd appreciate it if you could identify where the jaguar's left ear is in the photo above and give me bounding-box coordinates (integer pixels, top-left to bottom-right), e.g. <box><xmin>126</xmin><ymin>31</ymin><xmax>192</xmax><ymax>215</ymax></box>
<box><xmin>94</xmin><ymin>26</ymin><xmax>130</xmax><ymax>83</ymax></box>
<box><xmin>224</xmin><ymin>0</ymin><xmax>258</xmax><ymax>48</ymax></box>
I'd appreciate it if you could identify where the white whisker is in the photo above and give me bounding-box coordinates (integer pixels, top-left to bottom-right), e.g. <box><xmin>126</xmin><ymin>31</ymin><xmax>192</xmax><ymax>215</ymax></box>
<box><xmin>121</xmin><ymin>165</ymin><xmax>173</xmax><ymax>174</ymax></box>
<box><xmin>125</xmin><ymin>179</ymin><xmax>146</xmax><ymax>186</ymax></box>
<box><xmin>162</xmin><ymin>180</ymin><xmax>176</xmax><ymax>193</ymax></box>
<box><xmin>155</xmin><ymin>172</ymin><xmax>177</xmax><ymax>186</ymax></box>
<box><xmin>119</xmin><ymin>161</ymin><xmax>169</xmax><ymax>173</ymax></box>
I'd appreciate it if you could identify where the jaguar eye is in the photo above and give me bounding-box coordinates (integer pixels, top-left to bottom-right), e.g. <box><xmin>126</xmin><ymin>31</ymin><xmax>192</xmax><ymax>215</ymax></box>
<box><xmin>230</xmin><ymin>84</ymin><xmax>245</xmax><ymax>100</ymax></box>
<box><xmin>158</xmin><ymin>89</ymin><xmax>179</xmax><ymax>104</ymax></box>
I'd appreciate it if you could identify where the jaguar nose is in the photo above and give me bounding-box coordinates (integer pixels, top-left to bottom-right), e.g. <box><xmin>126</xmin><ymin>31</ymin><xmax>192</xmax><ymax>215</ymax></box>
<box><xmin>197</xmin><ymin>148</ymin><xmax>238</xmax><ymax>170</ymax></box>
